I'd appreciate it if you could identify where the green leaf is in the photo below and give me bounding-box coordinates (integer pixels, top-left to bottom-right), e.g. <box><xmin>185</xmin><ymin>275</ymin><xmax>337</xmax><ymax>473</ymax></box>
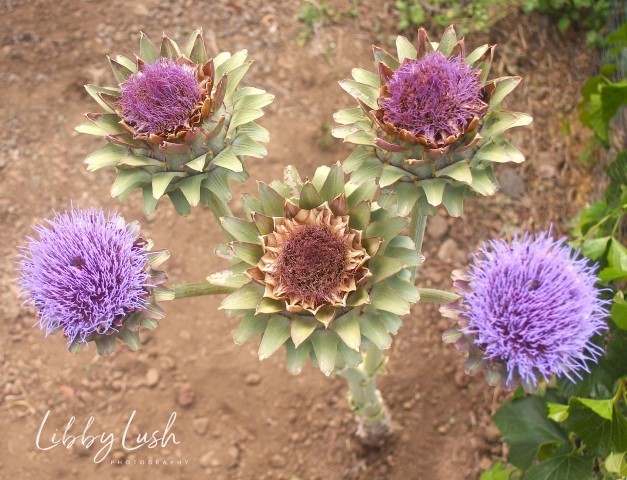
<box><xmin>84</xmin><ymin>84</ymin><xmax>119</xmax><ymax>114</ymax></box>
<box><xmin>231</xmin><ymin>242</ymin><xmax>264</xmax><ymax>266</ymax></box>
<box><xmin>333</xmin><ymin>107</ymin><xmax>367</xmax><ymax>125</ymax></box>
<box><xmin>547</xmin><ymin>403</ymin><xmax>570</xmax><ymax>422</ymax></box>
<box><xmin>337</xmin><ymin>341</ymin><xmax>363</xmax><ymax>368</ymax></box>
<box><xmin>610</xmin><ymin>292</ymin><xmax>627</xmax><ymax>329</ymax></box>
<box><xmin>581</xmin><ymin>236</ymin><xmax>610</xmax><ymax>260</ymax></box>
<box><xmin>168</xmin><ymin>190</ymin><xmax>191</xmax><ymax>216</ymax></box>
<box><xmin>220</xmin><ymin>281</ymin><xmax>263</xmax><ymax>310</ymax></box>
<box><xmin>221</xmin><ymin>217</ymin><xmax>260</xmax><ymax>244</ymax></box>
<box><xmin>565</xmin><ymin>399</ymin><xmax>627</xmax><ymax>457</ymax></box>
<box><xmin>257</xmin><ymin>182</ymin><xmax>285</xmax><ymax>217</ymax></box>
<box><xmin>215</xmin><ymin>49</ymin><xmax>247</xmax><ymax>78</ymax></box>
<box><xmin>524</xmin><ymin>449</ymin><xmax>593</xmax><ymax>480</ymax></box>
<box><xmin>479</xmin><ymin>462</ymin><xmax>519</xmax><ymax>480</ymax></box>
<box><xmin>396</xmin><ymin>35</ymin><xmax>417</xmax><ymax>61</ymax></box>
<box><xmin>233</xmin><ymin>313</ymin><xmax>268</xmax><ymax>344</ymax></box>
<box><xmin>574</xmin><ymin>397</ymin><xmax>614</xmax><ymax>421</ymax></box>
<box><xmin>309</xmin><ymin>330</ymin><xmax>339</xmax><ymax>376</ymax></box>
<box><xmin>346</xmin><ymin>179</ymin><xmax>378</xmax><ymax>208</ymax></box>
<box><xmin>365</xmin><ymin>216</ymin><xmax>406</xmax><ymax>245</ymax></box>
<box><xmin>229</xmin><ymin>108</ymin><xmax>263</xmax><ymax>132</ymax></box>
<box><xmin>470</xmin><ymin>167</ymin><xmax>498</xmax><ymax>196</ymax></box>
<box><xmin>493</xmin><ymin>396</ymin><xmax>568</xmax><ymax>469</ymax></box>
<box><xmin>290</xmin><ymin>315</ymin><xmax>318</xmax><ymax>348</ymax></box>
<box><xmin>235</xmin><ymin>92</ymin><xmax>274</xmax><ymax>111</ymax></box>
<box><xmin>331</xmin><ymin>310</ymin><xmax>361</xmax><ymax>351</ymax></box>
<box><xmin>258</xmin><ymin>315</ymin><xmax>291</xmax><ymax>360</ymax></box>
<box><xmin>482</xmin><ymin>112</ymin><xmax>533</xmax><ymax>139</ymax></box>
<box><xmin>466</xmin><ymin>44</ymin><xmax>490</xmax><ymax>65</ymax></box>
<box><xmin>368</xmin><ymin>255</ymin><xmax>403</xmax><ymax>282</ymax></box>
<box><xmin>605</xmin><ymin>451</ymin><xmax>627</xmax><ymax>477</ymax></box>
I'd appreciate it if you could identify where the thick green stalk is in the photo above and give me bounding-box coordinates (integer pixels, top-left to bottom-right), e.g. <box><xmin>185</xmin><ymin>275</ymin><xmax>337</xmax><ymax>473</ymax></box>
<box><xmin>171</xmin><ymin>282</ymin><xmax>236</xmax><ymax>299</ymax></box>
<box><xmin>338</xmin><ymin>343</ymin><xmax>391</xmax><ymax>446</ymax></box>
<box><xmin>409</xmin><ymin>203</ymin><xmax>427</xmax><ymax>284</ymax></box>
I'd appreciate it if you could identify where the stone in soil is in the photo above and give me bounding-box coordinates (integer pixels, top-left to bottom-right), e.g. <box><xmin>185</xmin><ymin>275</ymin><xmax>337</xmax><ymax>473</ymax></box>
<box><xmin>145</xmin><ymin>368</ymin><xmax>159</xmax><ymax>387</ymax></box>
<box><xmin>427</xmin><ymin>215</ymin><xmax>449</xmax><ymax>240</ymax></box>
<box><xmin>498</xmin><ymin>167</ymin><xmax>526</xmax><ymax>199</ymax></box>
<box><xmin>192</xmin><ymin>417</ymin><xmax>210</xmax><ymax>435</ymax></box>
<box><xmin>176</xmin><ymin>384</ymin><xmax>195</xmax><ymax>407</ymax></box>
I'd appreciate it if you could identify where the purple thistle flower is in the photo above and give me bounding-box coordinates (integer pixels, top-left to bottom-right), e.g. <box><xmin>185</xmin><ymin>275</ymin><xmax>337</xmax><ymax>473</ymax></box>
<box><xmin>382</xmin><ymin>52</ymin><xmax>484</xmax><ymax>144</ymax></box>
<box><xmin>442</xmin><ymin>232</ymin><xmax>608</xmax><ymax>391</ymax></box>
<box><xmin>18</xmin><ymin>208</ymin><xmax>150</xmax><ymax>344</ymax></box>
<box><xmin>117</xmin><ymin>59</ymin><xmax>201</xmax><ymax>136</ymax></box>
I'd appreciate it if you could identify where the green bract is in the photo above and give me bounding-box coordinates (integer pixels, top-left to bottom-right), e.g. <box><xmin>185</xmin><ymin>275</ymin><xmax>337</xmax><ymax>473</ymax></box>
<box><xmin>333</xmin><ymin>26</ymin><xmax>532</xmax><ymax>217</ymax></box>
<box><xmin>214</xmin><ymin>164</ymin><xmax>424</xmax><ymax>375</ymax></box>
<box><xmin>77</xmin><ymin>30</ymin><xmax>273</xmax><ymax>217</ymax></box>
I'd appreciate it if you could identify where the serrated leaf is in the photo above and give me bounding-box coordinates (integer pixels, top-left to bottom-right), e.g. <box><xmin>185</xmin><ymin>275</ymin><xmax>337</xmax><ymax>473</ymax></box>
<box><xmin>493</xmin><ymin>396</ymin><xmax>568</xmax><ymax>469</ymax></box>
<box><xmin>258</xmin><ymin>315</ymin><xmax>291</xmax><ymax>360</ymax></box>
<box><xmin>565</xmin><ymin>400</ymin><xmax>627</xmax><ymax>457</ymax></box>
<box><xmin>524</xmin><ymin>449</ymin><xmax>593</xmax><ymax>480</ymax></box>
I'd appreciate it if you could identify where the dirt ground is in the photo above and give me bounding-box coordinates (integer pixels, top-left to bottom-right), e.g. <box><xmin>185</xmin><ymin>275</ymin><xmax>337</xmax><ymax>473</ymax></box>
<box><xmin>0</xmin><ymin>1</ymin><xmax>601</xmax><ymax>479</ymax></box>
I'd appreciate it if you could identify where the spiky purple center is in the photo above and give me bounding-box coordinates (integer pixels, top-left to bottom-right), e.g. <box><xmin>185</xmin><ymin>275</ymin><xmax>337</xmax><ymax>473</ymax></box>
<box><xmin>18</xmin><ymin>208</ymin><xmax>150</xmax><ymax>343</ymax></box>
<box><xmin>277</xmin><ymin>225</ymin><xmax>347</xmax><ymax>306</ymax></box>
<box><xmin>382</xmin><ymin>52</ymin><xmax>484</xmax><ymax>143</ymax></box>
<box><xmin>462</xmin><ymin>232</ymin><xmax>607</xmax><ymax>388</ymax></box>
<box><xmin>118</xmin><ymin>59</ymin><xmax>201</xmax><ymax>136</ymax></box>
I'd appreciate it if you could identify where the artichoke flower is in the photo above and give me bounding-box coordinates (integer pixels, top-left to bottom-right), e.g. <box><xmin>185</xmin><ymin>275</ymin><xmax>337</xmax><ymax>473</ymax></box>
<box><xmin>214</xmin><ymin>164</ymin><xmax>423</xmax><ymax>375</ymax></box>
<box><xmin>17</xmin><ymin>207</ymin><xmax>173</xmax><ymax>356</ymax></box>
<box><xmin>77</xmin><ymin>30</ymin><xmax>273</xmax><ymax>217</ymax></box>
<box><xmin>334</xmin><ymin>26</ymin><xmax>532</xmax><ymax>217</ymax></box>
<box><xmin>440</xmin><ymin>232</ymin><xmax>608</xmax><ymax>392</ymax></box>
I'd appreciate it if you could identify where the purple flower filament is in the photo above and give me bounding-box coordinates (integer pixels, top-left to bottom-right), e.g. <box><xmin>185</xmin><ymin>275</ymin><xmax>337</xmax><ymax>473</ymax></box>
<box><xmin>18</xmin><ymin>208</ymin><xmax>150</xmax><ymax>344</ymax></box>
<box><xmin>383</xmin><ymin>52</ymin><xmax>484</xmax><ymax>143</ymax></box>
<box><xmin>463</xmin><ymin>233</ymin><xmax>607</xmax><ymax>388</ymax></box>
<box><xmin>118</xmin><ymin>59</ymin><xmax>201</xmax><ymax>136</ymax></box>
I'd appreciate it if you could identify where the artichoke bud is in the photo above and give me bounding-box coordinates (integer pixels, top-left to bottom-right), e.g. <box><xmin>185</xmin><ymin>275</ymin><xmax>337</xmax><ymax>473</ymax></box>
<box><xmin>334</xmin><ymin>26</ymin><xmax>532</xmax><ymax>217</ymax></box>
<box><xmin>216</xmin><ymin>164</ymin><xmax>424</xmax><ymax>376</ymax></box>
<box><xmin>77</xmin><ymin>30</ymin><xmax>274</xmax><ymax>216</ymax></box>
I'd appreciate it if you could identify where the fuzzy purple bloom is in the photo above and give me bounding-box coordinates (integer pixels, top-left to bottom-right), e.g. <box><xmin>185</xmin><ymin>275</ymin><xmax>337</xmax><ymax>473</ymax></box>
<box><xmin>457</xmin><ymin>232</ymin><xmax>607</xmax><ymax>389</ymax></box>
<box><xmin>18</xmin><ymin>208</ymin><xmax>150</xmax><ymax>344</ymax></box>
<box><xmin>382</xmin><ymin>52</ymin><xmax>484</xmax><ymax>143</ymax></box>
<box><xmin>118</xmin><ymin>59</ymin><xmax>200</xmax><ymax>136</ymax></box>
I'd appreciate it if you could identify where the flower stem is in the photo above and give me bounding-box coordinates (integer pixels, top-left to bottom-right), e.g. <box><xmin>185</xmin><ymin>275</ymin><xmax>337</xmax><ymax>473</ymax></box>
<box><xmin>171</xmin><ymin>282</ymin><xmax>236</xmax><ymax>299</ymax></box>
<box><xmin>338</xmin><ymin>343</ymin><xmax>392</xmax><ymax>446</ymax></box>
<box><xmin>409</xmin><ymin>203</ymin><xmax>427</xmax><ymax>284</ymax></box>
